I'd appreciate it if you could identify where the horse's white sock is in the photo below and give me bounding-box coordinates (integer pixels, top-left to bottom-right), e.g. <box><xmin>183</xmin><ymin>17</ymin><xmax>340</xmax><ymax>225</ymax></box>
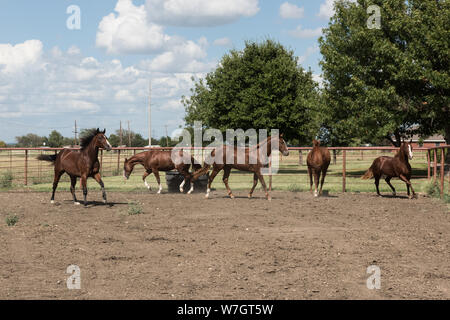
<box><xmin>157</xmin><ymin>184</ymin><xmax>162</xmax><ymax>194</ymax></box>
<box><xmin>144</xmin><ymin>180</ymin><xmax>151</xmax><ymax>190</ymax></box>
<box><xmin>205</xmin><ymin>188</ymin><xmax>210</xmax><ymax>198</ymax></box>
<box><xmin>179</xmin><ymin>180</ymin><xmax>185</xmax><ymax>192</ymax></box>
<box><xmin>187</xmin><ymin>184</ymin><xmax>194</xmax><ymax>194</ymax></box>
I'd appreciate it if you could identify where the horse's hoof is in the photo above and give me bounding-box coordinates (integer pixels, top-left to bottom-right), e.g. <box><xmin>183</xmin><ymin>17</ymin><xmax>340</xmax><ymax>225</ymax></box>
<box><xmin>314</xmin><ymin>192</ymin><xmax>318</xmax><ymax>197</ymax></box>
<box><xmin>50</xmin><ymin>200</ymin><xmax>55</xmax><ymax>204</ymax></box>
<box><xmin>248</xmin><ymin>194</ymin><xmax>252</xmax><ymax>199</ymax></box>
<box><xmin>187</xmin><ymin>191</ymin><xmax>193</xmax><ymax>195</ymax></box>
<box><xmin>74</xmin><ymin>202</ymin><xmax>80</xmax><ymax>205</ymax></box>
<box><xmin>267</xmin><ymin>196</ymin><xmax>272</xmax><ymax>201</ymax></box>
<box><xmin>229</xmin><ymin>194</ymin><xmax>234</xmax><ymax>199</ymax></box>
<box><xmin>392</xmin><ymin>192</ymin><xmax>396</xmax><ymax>197</ymax></box>
<box><xmin>103</xmin><ymin>200</ymin><xmax>107</xmax><ymax>204</ymax></box>
<box><xmin>205</xmin><ymin>194</ymin><xmax>209</xmax><ymax>199</ymax></box>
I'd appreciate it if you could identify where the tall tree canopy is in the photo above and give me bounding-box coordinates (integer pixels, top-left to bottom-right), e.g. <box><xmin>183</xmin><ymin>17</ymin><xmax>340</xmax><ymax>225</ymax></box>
<box><xmin>183</xmin><ymin>39</ymin><xmax>320</xmax><ymax>144</ymax></box>
<box><xmin>319</xmin><ymin>0</ymin><xmax>449</xmax><ymax>146</ymax></box>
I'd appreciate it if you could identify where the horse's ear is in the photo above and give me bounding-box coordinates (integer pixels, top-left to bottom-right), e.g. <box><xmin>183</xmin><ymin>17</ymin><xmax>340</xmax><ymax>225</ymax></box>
<box><xmin>125</xmin><ymin>158</ymin><xmax>128</xmax><ymax>162</ymax></box>
<box><xmin>280</xmin><ymin>133</ymin><xmax>284</xmax><ymax>138</ymax></box>
<box><xmin>102</xmin><ymin>128</ymin><xmax>106</xmax><ymax>134</ymax></box>
<box><xmin>96</xmin><ymin>128</ymin><xmax>100</xmax><ymax>133</ymax></box>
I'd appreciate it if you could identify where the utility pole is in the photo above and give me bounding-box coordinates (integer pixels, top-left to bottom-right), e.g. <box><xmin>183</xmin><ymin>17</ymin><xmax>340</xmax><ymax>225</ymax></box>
<box><xmin>73</xmin><ymin>120</ymin><xmax>78</xmax><ymax>146</ymax></box>
<box><xmin>119</xmin><ymin>121</ymin><xmax>123</xmax><ymax>146</ymax></box>
<box><xmin>128</xmin><ymin>120</ymin><xmax>131</xmax><ymax>147</ymax></box>
<box><xmin>148</xmin><ymin>80</ymin><xmax>152</xmax><ymax>147</ymax></box>
<box><xmin>165</xmin><ymin>124</ymin><xmax>169</xmax><ymax>147</ymax></box>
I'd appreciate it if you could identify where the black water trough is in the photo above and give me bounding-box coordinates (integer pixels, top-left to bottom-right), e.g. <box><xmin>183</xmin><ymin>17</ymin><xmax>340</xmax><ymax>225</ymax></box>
<box><xmin>165</xmin><ymin>171</ymin><xmax>209</xmax><ymax>193</ymax></box>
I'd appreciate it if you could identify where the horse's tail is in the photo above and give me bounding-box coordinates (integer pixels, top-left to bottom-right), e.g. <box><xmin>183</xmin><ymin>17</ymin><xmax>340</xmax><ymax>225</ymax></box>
<box><xmin>37</xmin><ymin>154</ymin><xmax>57</xmax><ymax>164</ymax></box>
<box><xmin>361</xmin><ymin>167</ymin><xmax>374</xmax><ymax>180</ymax></box>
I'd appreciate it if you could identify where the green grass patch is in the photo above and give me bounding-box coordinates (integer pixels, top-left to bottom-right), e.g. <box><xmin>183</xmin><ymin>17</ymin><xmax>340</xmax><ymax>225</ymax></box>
<box><xmin>127</xmin><ymin>201</ymin><xmax>143</xmax><ymax>215</ymax></box>
<box><xmin>6</xmin><ymin>214</ymin><xmax>19</xmax><ymax>226</ymax></box>
<box><xmin>0</xmin><ymin>171</ymin><xmax>14</xmax><ymax>189</ymax></box>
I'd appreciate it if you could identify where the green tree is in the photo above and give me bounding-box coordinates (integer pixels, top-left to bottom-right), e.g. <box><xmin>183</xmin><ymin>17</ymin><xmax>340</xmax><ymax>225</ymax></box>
<box><xmin>15</xmin><ymin>134</ymin><xmax>47</xmax><ymax>147</ymax></box>
<box><xmin>47</xmin><ymin>130</ymin><xmax>64</xmax><ymax>148</ymax></box>
<box><xmin>319</xmin><ymin>0</ymin><xmax>449</xmax><ymax>147</ymax></box>
<box><xmin>183</xmin><ymin>39</ymin><xmax>320</xmax><ymax>144</ymax></box>
<box><xmin>0</xmin><ymin>141</ymin><xmax>6</xmax><ymax>148</ymax></box>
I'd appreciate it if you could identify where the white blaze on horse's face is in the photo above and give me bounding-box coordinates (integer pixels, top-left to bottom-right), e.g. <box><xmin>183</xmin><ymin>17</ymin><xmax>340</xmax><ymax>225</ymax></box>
<box><xmin>408</xmin><ymin>144</ymin><xmax>413</xmax><ymax>160</ymax></box>
<box><xmin>106</xmin><ymin>138</ymin><xmax>112</xmax><ymax>151</ymax></box>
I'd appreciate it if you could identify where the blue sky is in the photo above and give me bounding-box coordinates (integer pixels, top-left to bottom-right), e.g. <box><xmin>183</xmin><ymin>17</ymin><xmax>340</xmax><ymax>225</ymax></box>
<box><xmin>0</xmin><ymin>0</ymin><xmax>337</xmax><ymax>143</ymax></box>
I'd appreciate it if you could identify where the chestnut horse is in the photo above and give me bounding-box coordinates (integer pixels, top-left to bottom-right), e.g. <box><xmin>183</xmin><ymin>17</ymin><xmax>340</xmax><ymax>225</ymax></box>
<box><xmin>307</xmin><ymin>140</ymin><xmax>331</xmax><ymax>197</ymax></box>
<box><xmin>192</xmin><ymin>134</ymin><xmax>289</xmax><ymax>201</ymax></box>
<box><xmin>123</xmin><ymin>150</ymin><xmax>201</xmax><ymax>194</ymax></box>
<box><xmin>37</xmin><ymin>128</ymin><xmax>112</xmax><ymax>206</ymax></box>
<box><xmin>362</xmin><ymin>140</ymin><xmax>416</xmax><ymax>199</ymax></box>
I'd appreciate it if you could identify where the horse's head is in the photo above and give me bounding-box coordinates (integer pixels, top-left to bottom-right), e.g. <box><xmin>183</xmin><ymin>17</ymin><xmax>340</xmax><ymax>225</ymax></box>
<box><xmin>401</xmin><ymin>139</ymin><xmax>413</xmax><ymax>160</ymax></box>
<box><xmin>278</xmin><ymin>134</ymin><xmax>289</xmax><ymax>156</ymax></box>
<box><xmin>94</xmin><ymin>128</ymin><xmax>112</xmax><ymax>151</ymax></box>
<box><xmin>123</xmin><ymin>158</ymin><xmax>133</xmax><ymax>180</ymax></box>
<box><xmin>313</xmin><ymin>139</ymin><xmax>321</xmax><ymax>147</ymax></box>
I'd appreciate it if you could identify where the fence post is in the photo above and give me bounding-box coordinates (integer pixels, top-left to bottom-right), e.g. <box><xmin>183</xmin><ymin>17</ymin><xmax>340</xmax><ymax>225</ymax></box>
<box><xmin>440</xmin><ymin>148</ymin><xmax>445</xmax><ymax>198</ymax></box>
<box><xmin>269</xmin><ymin>158</ymin><xmax>272</xmax><ymax>192</ymax></box>
<box><xmin>427</xmin><ymin>150</ymin><xmax>431</xmax><ymax>180</ymax></box>
<box><xmin>298</xmin><ymin>150</ymin><xmax>303</xmax><ymax>166</ymax></box>
<box><xmin>433</xmin><ymin>149</ymin><xmax>437</xmax><ymax>181</ymax></box>
<box><xmin>342</xmin><ymin>150</ymin><xmax>346</xmax><ymax>193</ymax></box>
<box><xmin>117</xmin><ymin>149</ymin><xmax>121</xmax><ymax>174</ymax></box>
<box><xmin>24</xmin><ymin>150</ymin><xmax>28</xmax><ymax>186</ymax></box>
<box><xmin>100</xmin><ymin>149</ymin><xmax>103</xmax><ymax>175</ymax></box>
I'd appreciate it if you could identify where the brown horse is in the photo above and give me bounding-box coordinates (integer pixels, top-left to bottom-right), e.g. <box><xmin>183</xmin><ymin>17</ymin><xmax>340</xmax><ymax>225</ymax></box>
<box><xmin>192</xmin><ymin>134</ymin><xmax>289</xmax><ymax>201</ymax></box>
<box><xmin>362</xmin><ymin>140</ymin><xmax>416</xmax><ymax>199</ymax></box>
<box><xmin>37</xmin><ymin>128</ymin><xmax>112</xmax><ymax>206</ymax></box>
<box><xmin>307</xmin><ymin>140</ymin><xmax>331</xmax><ymax>197</ymax></box>
<box><xmin>123</xmin><ymin>150</ymin><xmax>201</xmax><ymax>194</ymax></box>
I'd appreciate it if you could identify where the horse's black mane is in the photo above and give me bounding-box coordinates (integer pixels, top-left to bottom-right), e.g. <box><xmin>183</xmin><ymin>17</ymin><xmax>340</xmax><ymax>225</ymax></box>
<box><xmin>80</xmin><ymin>129</ymin><xmax>99</xmax><ymax>150</ymax></box>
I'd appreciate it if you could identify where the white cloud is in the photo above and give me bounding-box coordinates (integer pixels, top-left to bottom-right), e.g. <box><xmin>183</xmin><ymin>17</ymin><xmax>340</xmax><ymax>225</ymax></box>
<box><xmin>288</xmin><ymin>25</ymin><xmax>323</xmax><ymax>38</ymax></box>
<box><xmin>213</xmin><ymin>37</ymin><xmax>233</xmax><ymax>47</ymax></box>
<box><xmin>318</xmin><ymin>0</ymin><xmax>356</xmax><ymax>19</ymax></box>
<box><xmin>298</xmin><ymin>46</ymin><xmax>319</xmax><ymax>64</ymax></box>
<box><xmin>279</xmin><ymin>2</ymin><xmax>304</xmax><ymax>19</ymax></box>
<box><xmin>312</xmin><ymin>74</ymin><xmax>324</xmax><ymax>88</ymax></box>
<box><xmin>146</xmin><ymin>0</ymin><xmax>260</xmax><ymax>27</ymax></box>
<box><xmin>0</xmin><ymin>40</ymin><xmax>43</xmax><ymax>74</ymax></box>
<box><xmin>159</xmin><ymin>99</ymin><xmax>184</xmax><ymax>111</ymax></box>
<box><xmin>96</xmin><ymin>0</ymin><xmax>169</xmax><ymax>55</ymax></box>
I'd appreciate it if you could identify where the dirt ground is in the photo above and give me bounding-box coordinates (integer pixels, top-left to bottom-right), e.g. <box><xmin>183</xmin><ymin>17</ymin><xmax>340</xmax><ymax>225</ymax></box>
<box><xmin>0</xmin><ymin>189</ymin><xmax>448</xmax><ymax>300</ymax></box>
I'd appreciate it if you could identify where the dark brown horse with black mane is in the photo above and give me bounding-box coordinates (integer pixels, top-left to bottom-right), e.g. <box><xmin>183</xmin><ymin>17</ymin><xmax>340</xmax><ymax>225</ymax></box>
<box><xmin>37</xmin><ymin>128</ymin><xmax>112</xmax><ymax>206</ymax></box>
<box><xmin>191</xmin><ymin>134</ymin><xmax>289</xmax><ymax>201</ymax></box>
<box><xmin>123</xmin><ymin>150</ymin><xmax>201</xmax><ymax>194</ymax></box>
<box><xmin>362</xmin><ymin>140</ymin><xmax>416</xmax><ymax>199</ymax></box>
<box><xmin>307</xmin><ymin>139</ymin><xmax>331</xmax><ymax>197</ymax></box>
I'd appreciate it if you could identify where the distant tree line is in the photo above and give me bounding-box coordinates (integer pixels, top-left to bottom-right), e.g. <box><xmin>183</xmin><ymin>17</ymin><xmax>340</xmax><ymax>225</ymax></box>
<box><xmin>5</xmin><ymin>129</ymin><xmax>178</xmax><ymax>148</ymax></box>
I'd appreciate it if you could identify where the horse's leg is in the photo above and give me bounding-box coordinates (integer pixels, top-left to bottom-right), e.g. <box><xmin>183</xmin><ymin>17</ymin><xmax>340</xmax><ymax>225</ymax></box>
<box><xmin>206</xmin><ymin>166</ymin><xmax>220</xmax><ymax>199</ymax></box>
<box><xmin>80</xmin><ymin>175</ymin><xmax>88</xmax><ymax>207</ymax></box>
<box><xmin>399</xmin><ymin>174</ymin><xmax>416</xmax><ymax>199</ymax></box>
<box><xmin>385</xmin><ymin>177</ymin><xmax>396</xmax><ymax>196</ymax></box>
<box><xmin>69</xmin><ymin>175</ymin><xmax>80</xmax><ymax>205</ymax></box>
<box><xmin>308</xmin><ymin>166</ymin><xmax>313</xmax><ymax>193</ymax></box>
<box><xmin>94</xmin><ymin>173</ymin><xmax>107</xmax><ymax>204</ymax></box>
<box><xmin>143</xmin><ymin>171</ymin><xmax>151</xmax><ymax>191</ymax></box>
<box><xmin>51</xmin><ymin>169</ymin><xmax>64</xmax><ymax>204</ymax></box>
<box><xmin>153</xmin><ymin>170</ymin><xmax>162</xmax><ymax>194</ymax></box>
<box><xmin>319</xmin><ymin>166</ymin><xmax>328</xmax><ymax>196</ymax></box>
<box><xmin>248</xmin><ymin>173</ymin><xmax>258</xmax><ymax>199</ymax></box>
<box><xmin>222</xmin><ymin>166</ymin><xmax>234</xmax><ymax>199</ymax></box>
<box><xmin>185</xmin><ymin>172</ymin><xmax>194</xmax><ymax>194</ymax></box>
<box><xmin>313</xmin><ymin>170</ymin><xmax>320</xmax><ymax>197</ymax></box>
<box><xmin>374</xmin><ymin>175</ymin><xmax>381</xmax><ymax>196</ymax></box>
<box><xmin>255</xmin><ymin>170</ymin><xmax>270</xmax><ymax>201</ymax></box>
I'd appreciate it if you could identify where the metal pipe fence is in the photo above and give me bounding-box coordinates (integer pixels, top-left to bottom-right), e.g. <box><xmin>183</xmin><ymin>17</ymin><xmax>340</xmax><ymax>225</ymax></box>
<box><xmin>0</xmin><ymin>145</ymin><xmax>448</xmax><ymax>197</ymax></box>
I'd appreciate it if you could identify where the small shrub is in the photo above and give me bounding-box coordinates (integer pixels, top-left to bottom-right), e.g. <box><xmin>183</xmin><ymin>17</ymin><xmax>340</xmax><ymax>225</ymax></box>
<box><xmin>6</xmin><ymin>215</ymin><xmax>19</xmax><ymax>226</ymax></box>
<box><xmin>0</xmin><ymin>171</ymin><xmax>13</xmax><ymax>188</ymax></box>
<box><xmin>423</xmin><ymin>182</ymin><xmax>440</xmax><ymax>198</ymax></box>
<box><xmin>128</xmin><ymin>201</ymin><xmax>143</xmax><ymax>215</ymax></box>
